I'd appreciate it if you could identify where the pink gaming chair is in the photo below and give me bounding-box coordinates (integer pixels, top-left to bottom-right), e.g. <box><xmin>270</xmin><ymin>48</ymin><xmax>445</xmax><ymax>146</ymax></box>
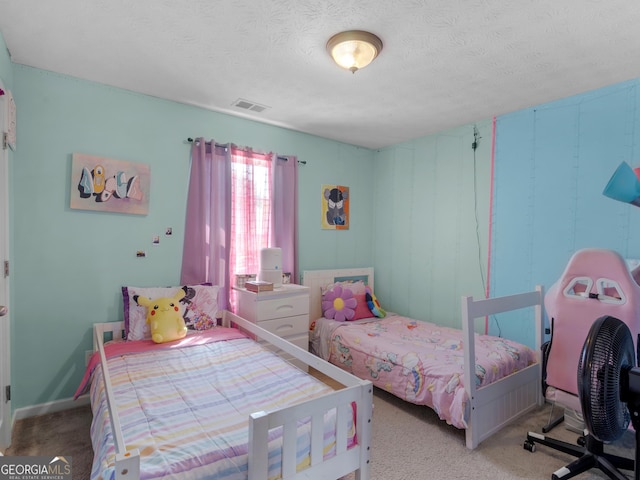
<box><xmin>525</xmin><ymin>248</ymin><xmax>640</xmax><ymax>474</ymax></box>
<box><xmin>544</xmin><ymin>248</ymin><xmax>640</xmax><ymax>418</ymax></box>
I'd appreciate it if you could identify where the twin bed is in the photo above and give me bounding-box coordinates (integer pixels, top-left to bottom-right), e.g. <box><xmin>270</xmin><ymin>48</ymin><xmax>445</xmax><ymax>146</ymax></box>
<box><xmin>76</xmin><ymin>310</ymin><xmax>373</xmax><ymax>480</ymax></box>
<box><xmin>303</xmin><ymin>268</ymin><xmax>544</xmax><ymax>450</ymax></box>
<box><xmin>77</xmin><ymin>268</ymin><xmax>544</xmax><ymax>479</ymax></box>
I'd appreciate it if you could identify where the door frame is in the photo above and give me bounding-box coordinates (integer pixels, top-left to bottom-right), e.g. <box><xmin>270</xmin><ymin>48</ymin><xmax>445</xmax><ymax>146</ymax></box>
<box><xmin>0</xmin><ymin>78</ymin><xmax>12</xmax><ymax>450</ymax></box>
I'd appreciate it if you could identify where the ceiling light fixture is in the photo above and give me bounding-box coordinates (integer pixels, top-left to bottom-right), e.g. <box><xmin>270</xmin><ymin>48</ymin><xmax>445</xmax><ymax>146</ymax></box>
<box><xmin>326</xmin><ymin>30</ymin><xmax>383</xmax><ymax>73</ymax></box>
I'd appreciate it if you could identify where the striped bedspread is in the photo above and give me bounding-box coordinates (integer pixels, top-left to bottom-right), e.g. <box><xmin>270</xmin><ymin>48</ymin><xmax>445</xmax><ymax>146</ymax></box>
<box><xmin>80</xmin><ymin>327</ymin><xmax>351</xmax><ymax>480</ymax></box>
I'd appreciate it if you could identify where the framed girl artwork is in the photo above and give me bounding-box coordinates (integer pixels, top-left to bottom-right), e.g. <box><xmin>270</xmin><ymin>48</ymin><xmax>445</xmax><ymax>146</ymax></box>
<box><xmin>70</xmin><ymin>153</ymin><xmax>150</xmax><ymax>215</ymax></box>
<box><xmin>321</xmin><ymin>184</ymin><xmax>349</xmax><ymax>229</ymax></box>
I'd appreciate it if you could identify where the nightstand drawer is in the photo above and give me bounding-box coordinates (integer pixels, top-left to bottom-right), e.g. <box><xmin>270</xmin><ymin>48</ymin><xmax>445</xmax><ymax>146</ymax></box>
<box><xmin>258</xmin><ymin>295</ymin><xmax>309</xmax><ymax>321</ymax></box>
<box><xmin>259</xmin><ymin>315</ymin><xmax>308</xmax><ymax>336</ymax></box>
<box><xmin>234</xmin><ymin>284</ymin><xmax>310</xmax><ymax>371</ymax></box>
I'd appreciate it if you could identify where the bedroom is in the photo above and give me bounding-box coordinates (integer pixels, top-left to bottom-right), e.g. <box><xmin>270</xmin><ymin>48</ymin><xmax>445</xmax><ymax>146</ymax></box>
<box><xmin>1</xmin><ymin>1</ymin><xmax>640</xmax><ymax>477</ymax></box>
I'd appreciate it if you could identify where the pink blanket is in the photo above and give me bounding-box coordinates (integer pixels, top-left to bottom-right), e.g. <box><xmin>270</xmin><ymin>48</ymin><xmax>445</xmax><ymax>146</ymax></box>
<box><xmin>321</xmin><ymin>315</ymin><xmax>536</xmax><ymax>429</ymax></box>
<box><xmin>74</xmin><ymin>327</ymin><xmax>248</xmax><ymax>398</ymax></box>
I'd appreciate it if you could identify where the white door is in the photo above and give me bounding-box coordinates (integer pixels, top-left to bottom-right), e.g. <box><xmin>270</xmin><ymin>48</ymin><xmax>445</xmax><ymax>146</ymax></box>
<box><xmin>0</xmin><ymin>80</ymin><xmax>11</xmax><ymax>450</ymax></box>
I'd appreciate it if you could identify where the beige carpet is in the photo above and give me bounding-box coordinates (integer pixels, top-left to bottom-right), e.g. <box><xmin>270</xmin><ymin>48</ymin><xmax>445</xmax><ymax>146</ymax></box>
<box><xmin>2</xmin><ymin>389</ymin><xmax>636</xmax><ymax>480</ymax></box>
<box><xmin>3</xmin><ymin>404</ymin><xmax>93</xmax><ymax>480</ymax></box>
<box><xmin>341</xmin><ymin>388</ymin><xmax>636</xmax><ymax>480</ymax></box>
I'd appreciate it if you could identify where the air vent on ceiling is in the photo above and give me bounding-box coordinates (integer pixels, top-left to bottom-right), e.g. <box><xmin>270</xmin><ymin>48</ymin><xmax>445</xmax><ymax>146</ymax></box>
<box><xmin>232</xmin><ymin>98</ymin><xmax>269</xmax><ymax>113</ymax></box>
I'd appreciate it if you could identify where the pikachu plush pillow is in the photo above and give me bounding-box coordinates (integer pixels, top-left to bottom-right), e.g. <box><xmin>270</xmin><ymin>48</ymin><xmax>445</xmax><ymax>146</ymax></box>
<box><xmin>134</xmin><ymin>288</ymin><xmax>187</xmax><ymax>344</ymax></box>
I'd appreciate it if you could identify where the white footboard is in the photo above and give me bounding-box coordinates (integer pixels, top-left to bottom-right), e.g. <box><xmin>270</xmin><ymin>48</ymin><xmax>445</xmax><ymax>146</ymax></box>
<box><xmin>461</xmin><ymin>285</ymin><xmax>544</xmax><ymax>449</ymax></box>
<box><xmin>93</xmin><ymin>313</ymin><xmax>373</xmax><ymax>480</ymax></box>
<box><xmin>303</xmin><ymin>268</ymin><xmax>545</xmax><ymax>450</ymax></box>
<box><xmin>226</xmin><ymin>311</ymin><xmax>373</xmax><ymax>480</ymax></box>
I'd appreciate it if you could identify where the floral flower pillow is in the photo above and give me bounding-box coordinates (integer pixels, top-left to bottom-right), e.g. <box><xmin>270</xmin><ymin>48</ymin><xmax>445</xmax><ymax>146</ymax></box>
<box><xmin>322</xmin><ymin>281</ymin><xmax>372</xmax><ymax>321</ymax></box>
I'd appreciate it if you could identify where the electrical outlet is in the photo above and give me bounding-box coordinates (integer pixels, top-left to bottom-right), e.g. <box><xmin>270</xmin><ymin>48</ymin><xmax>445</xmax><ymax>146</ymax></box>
<box><xmin>85</xmin><ymin>350</ymin><xmax>94</xmax><ymax>366</ymax></box>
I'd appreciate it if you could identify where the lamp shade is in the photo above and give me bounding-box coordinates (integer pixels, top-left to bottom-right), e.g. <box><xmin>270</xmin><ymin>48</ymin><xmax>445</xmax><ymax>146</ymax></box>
<box><xmin>327</xmin><ymin>30</ymin><xmax>383</xmax><ymax>73</ymax></box>
<box><xmin>603</xmin><ymin>161</ymin><xmax>640</xmax><ymax>207</ymax></box>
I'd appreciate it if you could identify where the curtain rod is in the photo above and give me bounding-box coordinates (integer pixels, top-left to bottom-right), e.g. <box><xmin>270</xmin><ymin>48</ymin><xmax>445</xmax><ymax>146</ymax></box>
<box><xmin>185</xmin><ymin>138</ymin><xmax>306</xmax><ymax>165</ymax></box>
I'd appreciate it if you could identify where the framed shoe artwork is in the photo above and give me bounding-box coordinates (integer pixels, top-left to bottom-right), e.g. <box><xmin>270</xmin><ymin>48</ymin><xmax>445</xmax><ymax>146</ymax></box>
<box><xmin>70</xmin><ymin>153</ymin><xmax>150</xmax><ymax>215</ymax></box>
<box><xmin>321</xmin><ymin>184</ymin><xmax>349</xmax><ymax>230</ymax></box>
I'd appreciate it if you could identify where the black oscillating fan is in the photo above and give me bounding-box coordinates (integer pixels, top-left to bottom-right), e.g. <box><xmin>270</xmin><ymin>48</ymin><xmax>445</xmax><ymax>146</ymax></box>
<box><xmin>524</xmin><ymin>315</ymin><xmax>640</xmax><ymax>480</ymax></box>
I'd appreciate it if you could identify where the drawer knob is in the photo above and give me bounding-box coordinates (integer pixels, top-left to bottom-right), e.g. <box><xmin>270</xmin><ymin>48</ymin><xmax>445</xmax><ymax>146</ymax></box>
<box><xmin>276</xmin><ymin>324</ymin><xmax>294</xmax><ymax>332</ymax></box>
<box><xmin>276</xmin><ymin>305</ymin><xmax>294</xmax><ymax>311</ymax></box>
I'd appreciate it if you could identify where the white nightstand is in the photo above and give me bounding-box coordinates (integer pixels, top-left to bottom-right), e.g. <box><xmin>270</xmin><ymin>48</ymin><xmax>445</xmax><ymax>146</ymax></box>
<box><xmin>234</xmin><ymin>284</ymin><xmax>310</xmax><ymax>371</ymax></box>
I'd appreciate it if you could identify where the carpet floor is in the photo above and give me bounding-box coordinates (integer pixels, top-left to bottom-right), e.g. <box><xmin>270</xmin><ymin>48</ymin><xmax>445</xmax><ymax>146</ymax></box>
<box><xmin>342</xmin><ymin>388</ymin><xmax>636</xmax><ymax>480</ymax></box>
<box><xmin>3</xmin><ymin>404</ymin><xmax>93</xmax><ymax>480</ymax></box>
<box><xmin>2</xmin><ymin>389</ymin><xmax>636</xmax><ymax>480</ymax></box>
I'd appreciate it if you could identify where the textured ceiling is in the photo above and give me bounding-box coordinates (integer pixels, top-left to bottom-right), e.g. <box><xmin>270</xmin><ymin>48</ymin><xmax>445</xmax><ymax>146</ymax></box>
<box><xmin>1</xmin><ymin>0</ymin><xmax>640</xmax><ymax>149</ymax></box>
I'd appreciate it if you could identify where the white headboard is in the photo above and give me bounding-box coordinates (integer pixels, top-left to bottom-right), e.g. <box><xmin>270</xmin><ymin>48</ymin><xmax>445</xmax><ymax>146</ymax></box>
<box><xmin>302</xmin><ymin>267</ymin><xmax>374</xmax><ymax>322</ymax></box>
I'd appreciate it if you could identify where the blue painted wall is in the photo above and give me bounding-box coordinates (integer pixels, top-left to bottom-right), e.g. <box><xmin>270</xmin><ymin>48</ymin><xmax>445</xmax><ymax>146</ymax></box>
<box><xmin>491</xmin><ymin>79</ymin><xmax>640</xmax><ymax>346</ymax></box>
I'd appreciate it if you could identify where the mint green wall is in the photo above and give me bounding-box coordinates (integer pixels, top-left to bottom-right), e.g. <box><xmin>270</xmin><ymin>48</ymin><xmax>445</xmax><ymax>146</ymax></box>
<box><xmin>296</xmin><ymin>140</ymin><xmax>374</xmax><ymax>270</ymax></box>
<box><xmin>371</xmin><ymin>120</ymin><xmax>493</xmax><ymax>329</ymax></box>
<box><xmin>10</xmin><ymin>64</ymin><xmax>374</xmax><ymax>410</ymax></box>
<box><xmin>6</xmin><ymin>28</ymin><xmax>487</xmax><ymax>411</ymax></box>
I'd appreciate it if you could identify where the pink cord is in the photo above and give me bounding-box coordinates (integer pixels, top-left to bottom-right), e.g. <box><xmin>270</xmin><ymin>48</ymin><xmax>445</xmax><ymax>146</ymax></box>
<box><xmin>485</xmin><ymin>116</ymin><xmax>497</xmax><ymax>333</ymax></box>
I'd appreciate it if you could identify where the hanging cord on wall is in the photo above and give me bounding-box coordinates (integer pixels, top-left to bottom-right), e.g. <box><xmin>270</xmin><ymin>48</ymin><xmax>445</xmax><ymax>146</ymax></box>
<box><xmin>472</xmin><ymin>126</ymin><xmax>485</xmax><ymax>292</ymax></box>
<box><xmin>185</xmin><ymin>138</ymin><xmax>306</xmax><ymax>164</ymax></box>
<box><xmin>472</xmin><ymin>126</ymin><xmax>501</xmax><ymax>337</ymax></box>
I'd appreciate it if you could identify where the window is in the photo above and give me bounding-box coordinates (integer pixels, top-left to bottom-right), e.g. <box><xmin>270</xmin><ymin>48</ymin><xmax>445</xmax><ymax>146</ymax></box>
<box><xmin>181</xmin><ymin>139</ymin><xmax>298</xmax><ymax>312</ymax></box>
<box><xmin>229</xmin><ymin>148</ymin><xmax>272</xmax><ymax>284</ymax></box>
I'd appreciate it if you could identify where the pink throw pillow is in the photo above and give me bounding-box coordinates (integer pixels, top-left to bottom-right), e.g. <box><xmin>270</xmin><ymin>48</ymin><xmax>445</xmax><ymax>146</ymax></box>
<box><xmin>351</xmin><ymin>293</ymin><xmax>373</xmax><ymax>320</ymax></box>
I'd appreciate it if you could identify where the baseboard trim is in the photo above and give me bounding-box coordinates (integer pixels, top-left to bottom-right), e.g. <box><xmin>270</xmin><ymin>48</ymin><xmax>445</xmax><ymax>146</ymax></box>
<box><xmin>12</xmin><ymin>394</ymin><xmax>90</xmax><ymax>422</ymax></box>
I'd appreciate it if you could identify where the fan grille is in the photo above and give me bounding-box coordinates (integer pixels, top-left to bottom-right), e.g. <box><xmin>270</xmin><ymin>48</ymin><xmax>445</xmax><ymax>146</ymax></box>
<box><xmin>578</xmin><ymin>315</ymin><xmax>634</xmax><ymax>443</ymax></box>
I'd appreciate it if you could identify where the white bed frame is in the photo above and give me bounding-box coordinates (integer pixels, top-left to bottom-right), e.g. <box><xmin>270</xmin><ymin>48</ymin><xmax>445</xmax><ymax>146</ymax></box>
<box><xmin>92</xmin><ymin>311</ymin><xmax>373</xmax><ymax>480</ymax></box>
<box><xmin>302</xmin><ymin>267</ymin><xmax>544</xmax><ymax>450</ymax></box>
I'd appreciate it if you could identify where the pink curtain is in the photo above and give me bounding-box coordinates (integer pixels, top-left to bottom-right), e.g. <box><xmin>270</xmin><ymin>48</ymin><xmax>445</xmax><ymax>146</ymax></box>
<box><xmin>181</xmin><ymin>139</ymin><xmax>298</xmax><ymax>309</ymax></box>
<box><xmin>181</xmin><ymin>139</ymin><xmax>232</xmax><ymax>309</ymax></box>
<box><xmin>271</xmin><ymin>155</ymin><xmax>299</xmax><ymax>283</ymax></box>
<box><xmin>229</xmin><ymin>148</ymin><xmax>273</xmax><ymax>285</ymax></box>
